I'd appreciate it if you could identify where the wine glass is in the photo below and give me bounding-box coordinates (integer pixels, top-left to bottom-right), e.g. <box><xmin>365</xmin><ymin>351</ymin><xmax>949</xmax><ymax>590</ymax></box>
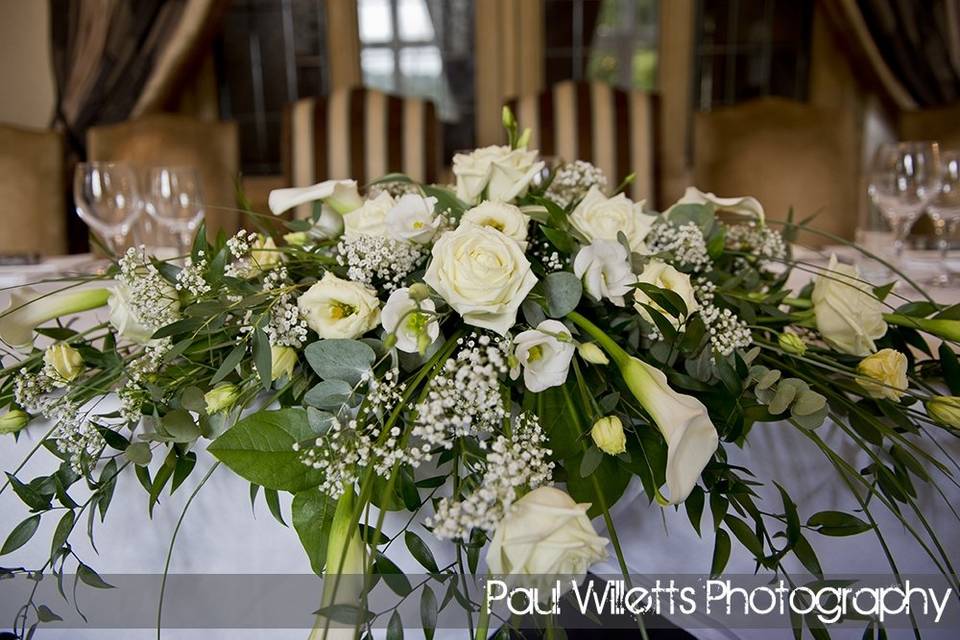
<box><xmin>73</xmin><ymin>162</ymin><xmax>143</xmax><ymax>254</ymax></box>
<box><xmin>867</xmin><ymin>142</ymin><xmax>942</xmax><ymax>266</ymax></box>
<box><xmin>146</xmin><ymin>167</ymin><xmax>205</xmax><ymax>256</ymax></box>
<box><xmin>926</xmin><ymin>149</ymin><xmax>960</xmax><ymax>286</ymax></box>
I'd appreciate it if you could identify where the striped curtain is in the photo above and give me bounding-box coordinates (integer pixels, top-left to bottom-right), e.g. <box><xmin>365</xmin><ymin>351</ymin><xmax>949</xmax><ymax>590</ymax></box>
<box><xmin>505</xmin><ymin>81</ymin><xmax>658</xmax><ymax>205</ymax></box>
<box><xmin>283</xmin><ymin>88</ymin><xmax>441</xmax><ymax>217</ymax></box>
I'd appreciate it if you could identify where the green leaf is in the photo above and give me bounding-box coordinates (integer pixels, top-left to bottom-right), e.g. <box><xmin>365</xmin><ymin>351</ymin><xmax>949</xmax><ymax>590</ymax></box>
<box><xmin>6</xmin><ymin>474</ymin><xmax>51</xmax><ymax>510</ymax></box>
<box><xmin>36</xmin><ymin>605</ymin><xmax>62</xmax><ymax>622</ymax></box>
<box><xmin>208</xmin><ymin>408</ymin><xmax>325</xmax><ymax>492</ymax></box>
<box><xmin>305</xmin><ymin>339</ymin><xmax>376</xmax><ymax>385</ymax></box>
<box><xmin>635</xmin><ymin>283</ymin><xmax>687</xmax><ymax>319</ymax></box>
<box><xmin>420</xmin><ymin>585</ymin><xmax>438</xmax><ymax>640</ymax></box>
<box><xmin>940</xmin><ymin>343</ymin><xmax>960</xmax><ymax>395</ymax></box>
<box><xmin>77</xmin><ymin>563</ymin><xmax>114</xmax><ymax>588</ymax></box>
<box><xmin>253</xmin><ymin>328</ymin><xmax>272</xmax><ymax>390</ymax></box>
<box><xmin>685</xmin><ymin>486</ymin><xmax>705</xmax><ymax>536</ymax></box>
<box><xmin>264</xmin><ymin>488</ymin><xmax>287</xmax><ymax>526</ymax></box>
<box><xmin>50</xmin><ymin>510</ymin><xmax>75</xmax><ymax>560</ymax></box>
<box><xmin>1</xmin><ymin>514</ymin><xmax>41</xmax><ymax>555</ymax></box>
<box><xmin>422</xmin><ymin>185</ymin><xmax>468</xmax><ymax>218</ymax></box>
<box><xmin>566</xmin><ymin>450</ymin><xmax>631</xmax><ymax>519</ymax></box>
<box><xmin>160</xmin><ymin>410</ymin><xmax>200</xmax><ymax>443</ymax></box>
<box><xmin>304</xmin><ymin>380</ymin><xmax>356</xmax><ymax>410</ymax></box>
<box><xmin>807</xmin><ymin>511</ymin><xmax>872</xmax><ymax>536</ymax></box>
<box><xmin>387</xmin><ymin>610</ymin><xmax>403</xmax><ymax>640</ymax></box>
<box><xmin>375</xmin><ymin>553</ymin><xmax>412</xmax><ymax>596</ymax></box>
<box><xmin>291</xmin><ymin>488</ymin><xmax>336</xmax><ymax>575</ymax></box>
<box><xmin>211</xmin><ymin>344</ymin><xmax>246</xmax><ymax>384</ymax></box>
<box><xmin>710</xmin><ymin>528</ymin><xmax>731</xmax><ymax>577</ymax></box>
<box><xmin>405</xmin><ymin>531</ymin><xmax>439</xmax><ymax>573</ymax></box>
<box><xmin>124</xmin><ymin>442</ymin><xmax>152</xmax><ymax>466</ymax></box>
<box><xmin>724</xmin><ymin>514</ymin><xmax>764</xmax><ymax>559</ymax></box>
<box><xmin>542</xmin><ymin>271</ymin><xmax>582</xmax><ymax>317</ymax></box>
<box><xmin>578</xmin><ymin>446</ymin><xmax>603</xmax><ymax>478</ymax></box>
<box><xmin>541</xmin><ymin>226</ymin><xmax>575</xmax><ymax>253</ymax></box>
<box><xmin>170</xmin><ymin>452</ymin><xmax>197</xmax><ymax>494</ymax></box>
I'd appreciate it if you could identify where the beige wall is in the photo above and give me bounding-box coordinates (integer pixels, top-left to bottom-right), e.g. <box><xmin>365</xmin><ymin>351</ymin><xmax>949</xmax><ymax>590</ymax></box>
<box><xmin>0</xmin><ymin>0</ymin><xmax>55</xmax><ymax>129</ymax></box>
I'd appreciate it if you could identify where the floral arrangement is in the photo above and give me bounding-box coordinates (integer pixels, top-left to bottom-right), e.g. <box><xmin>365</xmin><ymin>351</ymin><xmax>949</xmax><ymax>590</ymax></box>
<box><xmin>2</xmin><ymin>111</ymin><xmax>960</xmax><ymax>638</ymax></box>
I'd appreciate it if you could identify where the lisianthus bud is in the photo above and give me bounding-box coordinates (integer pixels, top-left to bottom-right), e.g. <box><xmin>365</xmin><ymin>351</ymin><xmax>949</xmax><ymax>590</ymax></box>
<box><xmin>501</xmin><ymin>105</ymin><xmax>516</xmax><ymax>129</ymax></box>
<box><xmin>205</xmin><ymin>383</ymin><xmax>240</xmax><ymax>414</ymax></box>
<box><xmin>382</xmin><ymin>332</ymin><xmax>398</xmax><ymax>351</ymax></box>
<box><xmin>270</xmin><ymin>345</ymin><xmax>298</xmax><ymax>382</ymax></box>
<box><xmin>927</xmin><ymin>396</ymin><xmax>960</xmax><ymax>428</ymax></box>
<box><xmin>856</xmin><ymin>348</ymin><xmax>908</xmax><ymax>401</ymax></box>
<box><xmin>516</xmin><ymin>127</ymin><xmax>532</xmax><ymax>150</ymax></box>
<box><xmin>591</xmin><ymin>416</ymin><xmax>626</xmax><ymax>455</ymax></box>
<box><xmin>0</xmin><ymin>409</ymin><xmax>29</xmax><ymax>435</ymax></box>
<box><xmin>43</xmin><ymin>343</ymin><xmax>83</xmax><ymax>383</ymax></box>
<box><xmin>283</xmin><ymin>231</ymin><xmax>308</xmax><ymax>246</ymax></box>
<box><xmin>407</xmin><ymin>282</ymin><xmax>430</xmax><ymax>302</ymax></box>
<box><xmin>778</xmin><ymin>332</ymin><xmax>806</xmax><ymax>356</ymax></box>
<box><xmin>577</xmin><ymin>342</ymin><xmax>609</xmax><ymax>365</ymax></box>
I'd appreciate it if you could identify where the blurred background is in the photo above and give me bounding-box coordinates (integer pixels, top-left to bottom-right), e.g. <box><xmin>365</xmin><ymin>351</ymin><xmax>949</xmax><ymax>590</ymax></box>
<box><xmin>1</xmin><ymin>0</ymin><xmax>959</xmax><ymax>260</ymax></box>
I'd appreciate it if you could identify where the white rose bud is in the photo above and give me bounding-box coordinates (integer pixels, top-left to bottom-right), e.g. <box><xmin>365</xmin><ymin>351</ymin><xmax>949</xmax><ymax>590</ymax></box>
<box><xmin>927</xmin><ymin>396</ymin><xmax>960</xmax><ymax>428</ymax></box>
<box><xmin>633</xmin><ymin>260</ymin><xmax>699</xmax><ymax>328</ymax></box>
<box><xmin>205</xmin><ymin>383</ymin><xmax>240</xmax><ymax>414</ymax></box>
<box><xmin>573</xmin><ymin>239</ymin><xmax>635</xmax><ymax>306</ymax></box>
<box><xmin>577</xmin><ymin>342</ymin><xmax>609</xmax><ymax>365</ymax></box>
<box><xmin>568</xmin><ymin>186</ymin><xmax>656</xmax><ymax>253</ymax></box>
<box><xmin>270</xmin><ymin>345</ymin><xmax>298</xmax><ymax>382</ymax></box>
<box><xmin>297</xmin><ymin>272</ymin><xmax>380</xmax><ymax>339</ymax></box>
<box><xmin>460</xmin><ymin>201</ymin><xmax>530</xmax><ymax>248</ymax></box>
<box><xmin>812</xmin><ymin>255</ymin><xmax>887</xmax><ymax>356</ymax></box>
<box><xmin>486</xmin><ymin>486</ymin><xmax>608</xmax><ymax>589</ymax></box>
<box><xmin>512</xmin><ymin>319</ymin><xmax>575</xmax><ymax>392</ymax></box>
<box><xmin>0</xmin><ymin>409</ymin><xmax>29</xmax><ymax>435</ymax></box>
<box><xmin>591</xmin><ymin>416</ymin><xmax>626</xmax><ymax>455</ymax></box>
<box><xmin>250</xmin><ymin>235</ymin><xmax>281</xmax><ymax>272</ymax></box>
<box><xmin>385</xmin><ymin>194</ymin><xmax>441</xmax><ymax>244</ymax></box>
<box><xmin>856</xmin><ymin>348</ymin><xmax>908</xmax><ymax>401</ymax></box>
<box><xmin>381</xmin><ymin>287</ymin><xmax>440</xmax><ymax>353</ymax></box>
<box><xmin>342</xmin><ymin>192</ymin><xmax>395</xmax><ymax>238</ymax></box>
<box><xmin>43</xmin><ymin>343</ymin><xmax>84</xmax><ymax>383</ymax></box>
<box><xmin>424</xmin><ymin>224</ymin><xmax>537</xmax><ymax>335</ymax></box>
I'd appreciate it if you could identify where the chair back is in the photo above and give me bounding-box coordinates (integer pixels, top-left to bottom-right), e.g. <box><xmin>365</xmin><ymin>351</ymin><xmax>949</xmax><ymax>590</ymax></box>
<box><xmin>505</xmin><ymin>80</ymin><xmax>657</xmax><ymax>204</ymax></box>
<box><xmin>87</xmin><ymin>115</ymin><xmax>241</xmax><ymax>235</ymax></box>
<box><xmin>0</xmin><ymin>125</ymin><xmax>66</xmax><ymax>255</ymax></box>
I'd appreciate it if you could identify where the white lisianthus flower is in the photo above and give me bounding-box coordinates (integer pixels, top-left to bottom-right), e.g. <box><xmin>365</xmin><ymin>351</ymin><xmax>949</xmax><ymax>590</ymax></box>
<box><xmin>108</xmin><ymin>283</ymin><xmax>177</xmax><ymax>344</ymax></box>
<box><xmin>486</xmin><ymin>486</ymin><xmax>608</xmax><ymax>588</ymax></box>
<box><xmin>43</xmin><ymin>343</ymin><xmax>84</xmax><ymax>383</ymax></box>
<box><xmin>633</xmin><ymin>260</ymin><xmax>699</xmax><ymax>328</ymax></box>
<box><xmin>512</xmin><ymin>319</ymin><xmax>575</xmax><ymax>392</ymax></box>
<box><xmin>591</xmin><ymin>416</ymin><xmax>626</xmax><ymax>455</ymax></box>
<box><xmin>297</xmin><ymin>272</ymin><xmax>380</xmax><ymax>339</ymax></box>
<box><xmin>811</xmin><ymin>255</ymin><xmax>887</xmax><ymax>356</ymax></box>
<box><xmin>856</xmin><ymin>348</ymin><xmax>908</xmax><ymax>401</ymax></box>
<box><xmin>424</xmin><ymin>224</ymin><xmax>537</xmax><ymax>335</ymax></box>
<box><xmin>385</xmin><ymin>194</ymin><xmax>440</xmax><ymax>244</ymax></box>
<box><xmin>568</xmin><ymin>186</ymin><xmax>656</xmax><ymax>253</ymax></box>
<box><xmin>487</xmin><ymin>147</ymin><xmax>544</xmax><ymax>202</ymax></box>
<box><xmin>268</xmin><ymin>179</ymin><xmax>363</xmax><ymax>216</ymax></box>
<box><xmin>269</xmin><ymin>345</ymin><xmax>298</xmax><ymax>382</ymax></box>
<box><xmin>573</xmin><ymin>239</ymin><xmax>635</xmax><ymax>306</ymax></box>
<box><xmin>0</xmin><ymin>287</ymin><xmax>110</xmax><ymax>350</ymax></box>
<box><xmin>460</xmin><ymin>201</ymin><xmax>529</xmax><ymax>248</ymax></box>
<box><xmin>381</xmin><ymin>287</ymin><xmax>440</xmax><ymax>353</ymax></box>
<box><xmin>342</xmin><ymin>192</ymin><xmax>394</xmax><ymax>238</ymax></box>
<box><xmin>667</xmin><ymin>186</ymin><xmax>765</xmax><ymax>224</ymax></box>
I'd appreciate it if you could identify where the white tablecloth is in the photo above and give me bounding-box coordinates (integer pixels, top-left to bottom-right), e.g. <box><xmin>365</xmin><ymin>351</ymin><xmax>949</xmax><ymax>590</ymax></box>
<box><xmin>2</xmin><ymin>253</ymin><xmax>960</xmax><ymax>639</ymax></box>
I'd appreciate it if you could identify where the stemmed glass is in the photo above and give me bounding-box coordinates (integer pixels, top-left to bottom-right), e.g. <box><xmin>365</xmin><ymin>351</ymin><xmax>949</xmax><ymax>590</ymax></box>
<box><xmin>73</xmin><ymin>162</ymin><xmax>143</xmax><ymax>254</ymax></box>
<box><xmin>146</xmin><ymin>167</ymin><xmax>205</xmax><ymax>256</ymax></box>
<box><xmin>867</xmin><ymin>142</ymin><xmax>942</xmax><ymax>267</ymax></box>
<box><xmin>926</xmin><ymin>149</ymin><xmax>960</xmax><ymax>286</ymax></box>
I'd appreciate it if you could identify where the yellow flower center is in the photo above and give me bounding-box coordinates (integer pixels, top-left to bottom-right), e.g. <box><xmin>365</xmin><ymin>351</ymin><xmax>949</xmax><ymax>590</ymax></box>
<box><xmin>328</xmin><ymin>301</ymin><xmax>356</xmax><ymax>319</ymax></box>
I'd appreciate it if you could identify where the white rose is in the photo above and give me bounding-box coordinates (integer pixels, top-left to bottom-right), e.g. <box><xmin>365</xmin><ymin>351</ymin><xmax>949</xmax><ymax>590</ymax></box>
<box><xmin>487</xmin><ymin>147</ymin><xmax>544</xmax><ymax>203</ymax></box>
<box><xmin>568</xmin><ymin>186</ymin><xmax>656</xmax><ymax>253</ymax></box>
<box><xmin>512</xmin><ymin>319</ymin><xmax>575</xmax><ymax>392</ymax></box>
<box><xmin>811</xmin><ymin>255</ymin><xmax>887</xmax><ymax>356</ymax></box>
<box><xmin>342</xmin><ymin>192</ymin><xmax>394</xmax><ymax>238</ymax></box>
<box><xmin>453</xmin><ymin>145</ymin><xmax>511</xmax><ymax>205</ymax></box>
<box><xmin>108</xmin><ymin>282</ymin><xmax>179</xmax><ymax>344</ymax></box>
<box><xmin>424</xmin><ymin>224</ymin><xmax>537</xmax><ymax>335</ymax></box>
<box><xmin>460</xmin><ymin>201</ymin><xmax>529</xmax><ymax>248</ymax></box>
<box><xmin>633</xmin><ymin>260</ymin><xmax>699</xmax><ymax>328</ymax></box>
<box><xmin>385</xmin><ymin>194</ymin><xmax>440</xmax><ymax>244</ymax></box>
<box><xmin>381</xmin><ymin>287</ymin><xmax>440</xmax><ymax>353</ymax></box>
<box><xmin>573</xmin><ymin>240</ymin><xmax>634</xmax><ymax>306</ymax></box>
<box><xmin>486</xmin><ymin>486</ymin><xmax>608</xmax><ymax>585</ymax></box>
<box><xmin>667</xmin><ymin>186</ymin><xmax>765</xmax><ymax>224</ymax></box>
<box><xmin>297</xmin><ymin>272</ymin><xmax>380</xmax><ymax>339</ymax></box>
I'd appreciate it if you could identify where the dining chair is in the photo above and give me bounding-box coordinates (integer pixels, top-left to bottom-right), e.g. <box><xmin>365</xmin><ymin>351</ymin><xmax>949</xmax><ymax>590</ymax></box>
<box><xmin>504</xmin><ymin>80</ymin><xmax>658</xmax><ymax>205</ymax></box>
<box><xmin>86</xmin><ymin>114</ymin><xmax>241</xmax><ymax>235</ymax></box>
<box><xmin>0</xmin><ymin>124</ymin><xmax>67</xmax><ymax>255</ymax></box>
<box><xmin>282</xmin><ymin>87</ymin><xmax>441</xmax><ymax>218</ymax></box>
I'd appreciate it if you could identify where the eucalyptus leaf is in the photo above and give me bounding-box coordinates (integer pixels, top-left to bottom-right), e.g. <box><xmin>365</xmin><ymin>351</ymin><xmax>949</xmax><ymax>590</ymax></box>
<box><xmin>542</xmin><ymin>271</ymin><xmax>582</xmax><ymax>318</ymax></box>
<box><xmin>305</xmin><ymin>340</ymin><xmax>376</xmax><ymax>385</ymax></box>
<box><xmin>304</xmin><ymin>380</ymin><xmax>356</xmax><ymax>410</ymax></box>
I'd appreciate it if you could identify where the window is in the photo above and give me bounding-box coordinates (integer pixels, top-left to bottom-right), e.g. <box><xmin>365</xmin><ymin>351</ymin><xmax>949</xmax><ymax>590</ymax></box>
<box><xmin>215</xmin><ymin>0</ymin><xmax>330</xmax><ymax>175</ymax></box>
<box><xmin>694</xmin><ymin>0</ymin><xmax>813</xmax><ymax>111</ymax></box>
<box><xmin>544</xmin><ymin>0</ymin><xmax>659</xmax><ymax>90</ymax></box>
<box><xmin>357</xmin><ymin>0</ymin><xmax>475</xmax><ymax>158</ymax></box>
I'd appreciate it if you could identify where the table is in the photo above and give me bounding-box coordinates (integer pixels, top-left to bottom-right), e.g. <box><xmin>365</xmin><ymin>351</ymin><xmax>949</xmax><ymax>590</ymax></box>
<box><xmin>2</xmin><ymin>252</ymin><xmax>959</xmax><ymax>639</ymax></box>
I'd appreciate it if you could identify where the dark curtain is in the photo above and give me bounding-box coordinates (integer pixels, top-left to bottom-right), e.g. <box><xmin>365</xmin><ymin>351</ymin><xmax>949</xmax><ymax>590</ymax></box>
<box><xmin>857</xmin><ymin>0</ymin><xmax>960</xmax><ymax>107</ymax></box>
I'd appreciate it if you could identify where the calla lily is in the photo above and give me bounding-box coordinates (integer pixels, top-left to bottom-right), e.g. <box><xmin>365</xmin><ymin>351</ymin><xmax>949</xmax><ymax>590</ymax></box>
<box><xmin>884</xmin><ymin>313</ymin><xmax>960</xmax><ymax>343</ymax></box>
<box><xmin>667</xmin><ymin>186</ymin><xmax>765</xmax><ymax>225</ymax></box>
<box><xmin>268</xmin><ymin>180</ymin><xmax>363</xmax><ymax>216</ymax></box>
<box><xmin>0</xmin><ymin>287</ymin><xmax>110</xmax><ymax>350</ymax></box>
<box><xmin>568</xmin><ymin>311</ymin><xmax>719</xmax><ymax>504</ymax></box>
